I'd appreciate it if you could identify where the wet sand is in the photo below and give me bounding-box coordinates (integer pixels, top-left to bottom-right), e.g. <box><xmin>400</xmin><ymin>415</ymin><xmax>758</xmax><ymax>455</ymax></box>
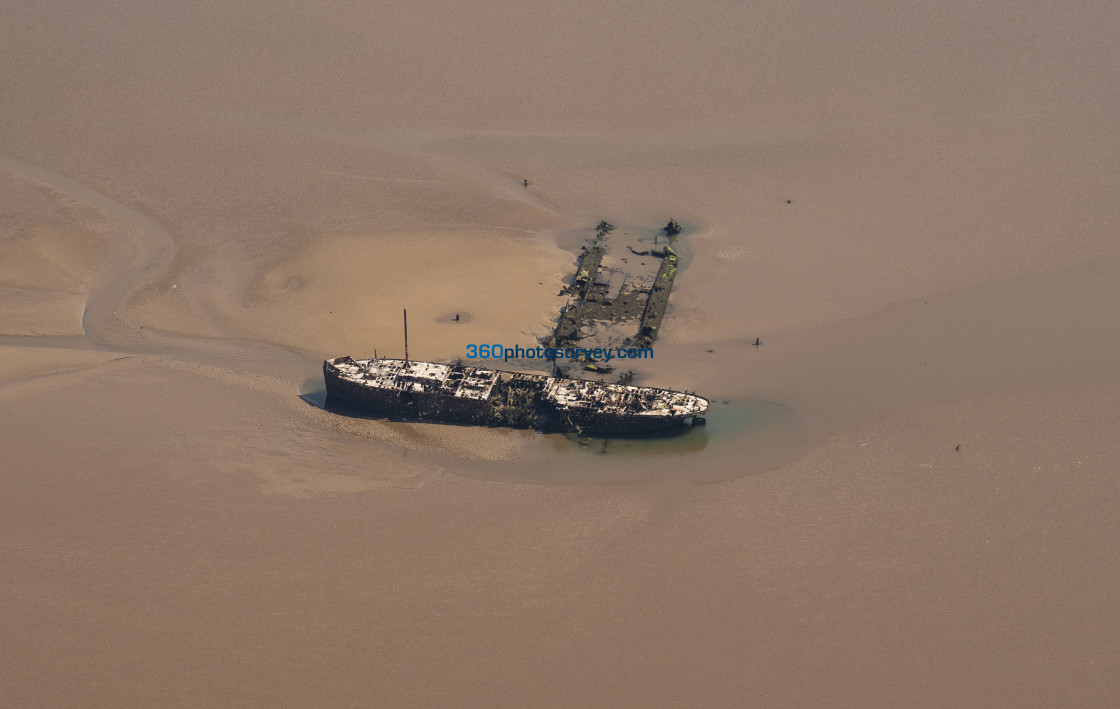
<box><xmin>3</xmin><ymin>1</ymin><xmax>1120</xmax><ymax>706</ymax></box>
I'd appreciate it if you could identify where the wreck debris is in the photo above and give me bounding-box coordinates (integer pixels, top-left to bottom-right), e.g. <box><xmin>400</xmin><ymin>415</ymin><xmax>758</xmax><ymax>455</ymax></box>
<box><xmin>634</xmin><ymin>246</ymin><xmax>678</xmax><ymax>348</ymax></box>
<box><xmin>546</xmin><ymin>220</ymin><xmax>686</xmax><ymax>357</ymax></box>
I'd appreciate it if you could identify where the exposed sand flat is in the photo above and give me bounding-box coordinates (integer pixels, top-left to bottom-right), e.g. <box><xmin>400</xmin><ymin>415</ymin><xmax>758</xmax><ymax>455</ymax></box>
<box><xmin>0</xmin><ymin>223</ymin><xmax>108</xmax><ymax>335</ymax></box>
<box><xmin>127</xmin><ymin>229</ymin><xmax>571</xmax><ymax>361</ymax></box>
<box><xmin>2</xmin><ymin>0</ymin><xmax>1120</xmax><ymax>706</ymax></box>
<box><xmin>0</xmin><ymin>224</ymin><xmax>107</xmax><ymax>291</ymax></box>
<box><xmin>0</xmin><ymin>289</ymin><xmax>88</xmax><ymax>336</ymax></box>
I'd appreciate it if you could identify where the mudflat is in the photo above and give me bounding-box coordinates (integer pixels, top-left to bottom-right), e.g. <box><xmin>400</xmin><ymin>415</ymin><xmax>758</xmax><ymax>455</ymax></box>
<box><xmin>3</xmin><ymin>1</ymin><xmax>1120</xmax><ymax>706</ymax></box>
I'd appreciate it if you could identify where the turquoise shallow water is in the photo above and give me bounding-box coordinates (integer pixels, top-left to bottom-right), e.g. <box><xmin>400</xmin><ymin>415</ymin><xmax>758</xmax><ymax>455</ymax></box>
<box><xmin>478</xmin><ymin>396</ymin><xmax>812</xmax><ymax>485</ymax></box>
<box><xmin>566</xmin><ymin>398</ymin><xmax>807</xmax><ymax>471</ymax></box>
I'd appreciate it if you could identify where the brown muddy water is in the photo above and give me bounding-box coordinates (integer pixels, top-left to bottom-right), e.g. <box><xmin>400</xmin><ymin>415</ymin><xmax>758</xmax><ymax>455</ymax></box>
<box><xmin>3</xmin><ymin>1</ymin><xmax>1120</xmax><ymax>706</ymax></box>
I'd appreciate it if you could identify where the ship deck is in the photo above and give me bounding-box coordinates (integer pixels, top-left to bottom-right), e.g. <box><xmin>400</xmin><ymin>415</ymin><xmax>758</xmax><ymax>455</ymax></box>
<box><xmin>544</xmin><ymin>378</ymin><xmax>707</xmax><ymax>418</ymax></box>
<box><xmin>330</xmin><ymin>358</ymin><xmax>499</xmax><ymax>400</ymax></box>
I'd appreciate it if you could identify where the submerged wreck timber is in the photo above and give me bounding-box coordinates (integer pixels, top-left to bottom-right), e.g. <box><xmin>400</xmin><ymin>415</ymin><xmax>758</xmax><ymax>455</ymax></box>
<box><xmin>324</xmin><ymin>356</ymin><xmax>709</xmax><ymax>434</ymax></box>
<box><xmin>548</xmin><ymin>219</ymin><xmax>684</xmax><ymax>357</ymax></box>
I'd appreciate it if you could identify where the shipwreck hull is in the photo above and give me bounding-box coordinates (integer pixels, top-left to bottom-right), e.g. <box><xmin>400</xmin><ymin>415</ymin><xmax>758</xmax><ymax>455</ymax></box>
<box><xmin>323</xmin><ymin>358</ymin><xmax>707</xmax><ymax>435</ymax></box>
<box><xmin>537</xmin><ymin>407</ymin><xmax>697</xmax><ymax>435</ymax></box>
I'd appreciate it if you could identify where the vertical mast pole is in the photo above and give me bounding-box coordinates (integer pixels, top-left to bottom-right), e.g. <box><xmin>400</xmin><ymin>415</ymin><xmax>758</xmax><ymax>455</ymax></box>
<box><xmin>403</xmin><ymin>308</ymin><xmax>409</xmax><ymax>364</ymax></box>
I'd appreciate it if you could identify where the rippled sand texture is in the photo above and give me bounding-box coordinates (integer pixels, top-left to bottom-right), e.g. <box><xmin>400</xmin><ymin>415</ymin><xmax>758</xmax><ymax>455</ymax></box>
<box><xmin>3</xmin><ymin>1</ymin><xmax>1120</xmax><ymax>706</ymax></box>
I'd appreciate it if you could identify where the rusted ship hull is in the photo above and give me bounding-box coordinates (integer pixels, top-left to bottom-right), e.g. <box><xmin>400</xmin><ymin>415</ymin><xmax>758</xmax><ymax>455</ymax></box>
<box><xmin>323</xmin><ymin>357</ymin><xmax>707</xmax><ymax>435</ymax></box>
<box><xmin>323</xmin><ymin>362</ymin><xmax>534</xmax><ymax>428</ymax></box>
